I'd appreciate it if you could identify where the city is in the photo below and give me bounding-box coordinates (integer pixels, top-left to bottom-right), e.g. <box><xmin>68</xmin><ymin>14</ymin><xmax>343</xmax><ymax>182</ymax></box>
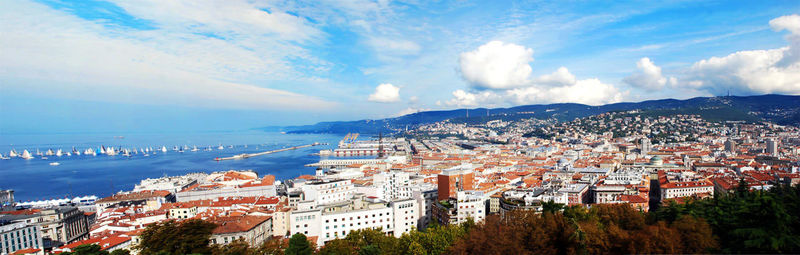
<box><xmin>2</xmin><ymin>0</ymin><xmax>800</xmax><ymax>254</ymax></box>
<box><xmin>2</xmin><ymin>108</ymin><xmax>800</xmax><ymax>254</ymax></box>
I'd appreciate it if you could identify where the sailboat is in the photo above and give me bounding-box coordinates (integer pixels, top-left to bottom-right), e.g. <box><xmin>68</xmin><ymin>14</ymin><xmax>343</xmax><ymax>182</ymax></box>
<box><xmin>0</xmin><ymin>153</ymin><xmax>8</xmax><ymax>160</ymax></box>
<box><xmin>100</xmin><ymin>146</ymin><xmax>107</xmax><ymax>155</ymax></box>
<box><xmin>218</xmin><ymin>144</ymin><xmax>224</xmax><ymax>150</ymax></box>
<box><xmin>55</xmin><ymin>149</ymin><xmax>63</xmax><ymax>157</ymax></box>
<box><xmin>36</xmin><ymin>149</ymin><xmax>43</xmax><ymax>156</ymax></box>
<box><xmin>73</xmin><ymin>147</ymin><xmax>81</xmax><ymax>156</ymax></box>
<box><xmin>9</xmin><ymin>149</ymin><xmax>18</xmax><ymax>158</ymax></box>
<box><xmin>191</xmin><ymin>146</ymin><xmax>199</xmax><ymax>152</ymax></box>
<box><xmin>21</xmin><ymin>150</ymin><xmax>34</xmax><ymax>160</ymax></box>
<box><xmin>85</xmin><ymin>148</ymin><xmax>96</xmax><ymax>156</ymax></box>
<box><xmin>161</xmin><ymin>146</ymin><xmax>168</xmax><ymax>153</ymax></box>
<box><xmin>46</xmin><ymin>149</ymin><xmax>54</xmax><ymax>156</ymax></box>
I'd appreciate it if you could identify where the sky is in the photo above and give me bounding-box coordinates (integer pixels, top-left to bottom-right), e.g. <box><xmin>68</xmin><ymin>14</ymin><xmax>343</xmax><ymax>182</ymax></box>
<box><xmin>1</xmin><ymin>0</ymin><xmax>799</xmax><ymax>133</ymax></box>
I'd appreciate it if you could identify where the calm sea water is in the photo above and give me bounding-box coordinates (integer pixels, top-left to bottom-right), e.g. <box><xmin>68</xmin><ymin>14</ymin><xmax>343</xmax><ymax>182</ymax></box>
<box><xmin>0</xmin><ymin>131</ymin><xmax>352</xmax><ymax>201</ymax></box>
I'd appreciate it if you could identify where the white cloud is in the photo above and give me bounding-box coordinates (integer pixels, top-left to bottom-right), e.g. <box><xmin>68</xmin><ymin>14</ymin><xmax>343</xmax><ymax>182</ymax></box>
<box><xmin>459</xmin><ymin>41</ymin><xmax>534</xmax><ymax>89</ymax></box>
<box><xmin>446</xmin><ymin>73</ymin><xmax>623</xmax><ymax>107</ymax></box>
<box><xmin>0</xmin><ymin>0</ymin><xmax>336</xmax><ymax>110</ymax></box>
<box><xmin>408</xmin><ymin>96</ymin><xmax>419</xmax><ymax>104</ymax></box>
<box><xmin>623</xmin><ymin>57</ymin><xmax>671</xmax><ymax>91</ymax></box>
<box><xmin>536</xmin><ymin>67</ymin><xmax>576</xmax><ymax>86</ymax></box>
<box><xmin>683</xmin><ymin>14</ymin><xmax>800</xmax><ymax>95</ymax></box>
<box><xmin>368</xmin><ymin>83</ymin><xmax>401</xmax><ymax>103</ymax></box>
<box><xmin>395</xmin><ymin>107</ymin><xmax>431</xmax><ymax>117</ymax></box>
<box><xmin>367</xmin><ymin>37</ymin><xmax>422</xmax><ymax>56</ymax></box>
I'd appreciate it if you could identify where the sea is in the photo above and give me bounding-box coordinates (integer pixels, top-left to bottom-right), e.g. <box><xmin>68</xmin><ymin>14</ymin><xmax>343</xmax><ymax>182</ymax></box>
<box><xmin>0</xmin><ymin>130</ymin><xmax>359</xmax><ymax>202</ymax></box>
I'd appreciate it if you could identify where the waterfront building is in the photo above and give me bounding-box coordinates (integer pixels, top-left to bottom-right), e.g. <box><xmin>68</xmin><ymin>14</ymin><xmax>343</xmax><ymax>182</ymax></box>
<box><xmin>0</xmin><ymin>219</ymin><xmax>43</xmax><ymax>255</ymax></box>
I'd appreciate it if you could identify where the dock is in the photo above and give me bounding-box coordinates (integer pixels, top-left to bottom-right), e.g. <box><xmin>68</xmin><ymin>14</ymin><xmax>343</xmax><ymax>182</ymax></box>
<box><xmin>215</xmin><ymin>143</ymin><xmax>321</xmax><ymax>161</ymax></box>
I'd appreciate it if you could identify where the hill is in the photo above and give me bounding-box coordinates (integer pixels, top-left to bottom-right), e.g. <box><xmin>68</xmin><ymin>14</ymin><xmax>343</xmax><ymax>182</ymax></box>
<box><xmin>270</xmin><ymin>94</ymin><xmax>800</xmax><ymax>134</ymax></box>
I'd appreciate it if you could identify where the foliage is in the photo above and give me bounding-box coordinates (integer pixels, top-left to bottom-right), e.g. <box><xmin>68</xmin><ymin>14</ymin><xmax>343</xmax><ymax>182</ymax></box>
<box><xmin>61</xmin><ymin>244</ymin><xmax>109</xmax><ymax>255</ymax></box>
<box><xmin>653</xmin><ymin>184</ymin><xmax>800</xmax><ymax>253</ymax></box>
<box><xmin>136</xmin><ymin>219</ymin><xmax>218</xmax><ymax>255</ymax></box>
<box><xmin>448</xmin><ymin>204</ymin><xmax>717</xmax><ymax>254</ymax></box>
<box><xmin>286</xmin><ymin>233</ymin><xmax>313</xmax><ymax>255</ymax></box>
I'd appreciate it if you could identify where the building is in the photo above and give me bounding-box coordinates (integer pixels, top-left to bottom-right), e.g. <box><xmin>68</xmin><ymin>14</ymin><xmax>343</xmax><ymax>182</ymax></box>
<box><xmin>725</xmin><ymin>139</ymin><xmax>737</xmax><ymax>153</ymax></box>
<box><xmin>209</xmin><ymin>215</ymin><xmax>272</xmax><ymax>247</ymax></box>
<box><xmin>176</xmin><ymin>179</ymin><xmax>276</xmax><ymax>202</ymax></box>
<box><xmin>0</xmin><ymin>190</ymin><xmax>13</xmax><ymax>209</ymax></box>
<box><xmin>437</xmin><ymin>166</ymin><xmax>475</xmax><ymax>201</ymax></box>
<box><xmin>0</xmin><ymin>220</ymin><xmax>43</xmax><ymax>255</ymax></box>
<box><xmin>299</xmin><ymin>179</ymin><xmax>355</xmax><ymax>207</ymax></box>
<box><xmin>96</xmin><ymin>190</ymin><xmax>173</xmax><ymax>213</ymax></box>
<box><xmin>373</xmin><ymin>171</ymin><xmax>411</xmax><ymax>201</ymax></box>
<box><xmin>640</xmin><ymin>137</ymin><xmax>651</xmax><ymax>154</ymax></box>
<box><xmin>433</xmin><ymin>191</ymin><xmax>486</xmax><ymax>225</ymax></box>
<box><xmin>289</xmin><ymin>195</ymin><xmax>418</xmax><ymax>246</ymax></box>
<box><xmin>659</xmin><ymin>170</ymin><xmax>714</xmax><ymax>201</ymax></box>
<box><xmin>35</xmin><ymin>207</ymin><xmax>91</xmax><ymax>246</ymax></box>
<box><xmin>133</xmin><ymin>173</ymin><xmax>206</xmax><ymax>194</ymax></box>
<box><xmin>767</xmin><ymin>138</ymin><xmax>779</xmax><ymax>156</ymax></box>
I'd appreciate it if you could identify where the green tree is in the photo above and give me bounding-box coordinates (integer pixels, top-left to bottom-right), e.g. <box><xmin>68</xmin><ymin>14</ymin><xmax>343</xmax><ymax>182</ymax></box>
<box><xmin>286</xmin><ymin>233</ymin><xmax>313</xmax><ymax>255</ymax></box>
<box><xmin>61</xmin><ymin>244</ymin><xmax>109</xmax><ymax>255</ymax></box>
<box><xmin>109</xmin><ymin>250</ymin><xmax>131</xmax><ymax>255</ymax></box>
<box><xmin>136</xmin><ymin>219</ymin><xmax>218</xmax><ymax>255</ymax></box>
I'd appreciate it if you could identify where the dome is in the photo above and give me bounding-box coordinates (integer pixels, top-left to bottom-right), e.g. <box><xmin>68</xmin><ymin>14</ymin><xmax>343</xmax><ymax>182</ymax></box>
<box><xmin>649</xmin><ymin>156</ymin><xmax>663</xmax><ymax>166</ymax></box>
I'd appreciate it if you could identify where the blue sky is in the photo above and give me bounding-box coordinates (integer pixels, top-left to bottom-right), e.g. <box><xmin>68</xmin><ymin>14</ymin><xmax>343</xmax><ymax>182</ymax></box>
<box><xmin>1</xmin><ymin>0</ymin><xmax>799</xmax><ymax>133</ymax></box>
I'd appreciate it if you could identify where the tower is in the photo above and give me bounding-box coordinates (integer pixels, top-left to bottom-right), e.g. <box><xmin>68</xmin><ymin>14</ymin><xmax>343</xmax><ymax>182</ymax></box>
<box><xmin>378</xmin><ymin>132</ymin><xmax>384</xmax><ymax>158</ymax></box>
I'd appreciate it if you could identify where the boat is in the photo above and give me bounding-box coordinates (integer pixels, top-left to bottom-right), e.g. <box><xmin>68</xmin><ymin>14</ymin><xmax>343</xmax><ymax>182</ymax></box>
<box><xmin>41</xmin><ymin>156</ymin><xmax>48</xmax><ymax>160</ymax></box>
<box><xmin>84</xmin><ymin>148</ymin><xmax>96</xmax><ymax>156</ymax></box>
<box><xmin>66</xmin><ymin>152</ymin><xmax>71</xmax><ymax>157</ymax></box>
<box><xmin>191</xmin><ymin>146</ymin><xmax>199</xmax><ymax>152</ymax></box>
<box><xmin>72</xmin><ymin>147</ymin><xmax>81</xmax><ymax>156</ymax></box>
<box><xmin>218</xmin><ymin>144</ymin><xmax>224</xmax><ymax>150</ymax></box>
<box><xmin>45</xmin><ymin>149</ymin><xmax>54</xmax><ymax>156</ymax></box>
<box><xmin>21</xmin><ymin>150</ymin><xmax>34</xmax><ymax>160</ymax></box>
<box><xmin>8</xmin><ymin>149</ymin><xmax>18</xmax><ymax>158</ymax></box>
<box><xmin>100</xmin><ymin>146</ymin><xmax>106</xmax><ymax>154</ymax></box>
<box><xmin>36</xmin><ymin>149</ymin><xmax>43</xmax><ymax>156</ymax></box>
<box><xmin>55</xmin><ymin>149</ymin><xmax>63</xmax><ymax>157</ymax></box>
<box><xmin>49</xmin><ymin>162</ymin><xmax>60</xmax><ymax>166</ymax></box>
<box><xmin>143</xmin><ymin>153</ymin><xmax>150</xmax><ymax>157</ymax></box>
<box><xmin>0</xmin><ymin>153</ymin><xmax>8</xmax><ymax>160</ymax></box>
<box><xmin>161</xmin><ymin>146</ymin><xmax>168</xmax><ymax>153</ymax></box>
<box><xmin>228</xmin><ymin>145</ymin><xmax>233</xmax><ymax>149</ymax></box>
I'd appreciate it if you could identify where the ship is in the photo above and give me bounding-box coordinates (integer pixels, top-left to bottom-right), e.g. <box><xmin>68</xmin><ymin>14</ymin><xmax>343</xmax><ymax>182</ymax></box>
<box><xmin>21</xmin><ymin>150</ymin><xmax>34</xmax><ymax>160</ymax></box>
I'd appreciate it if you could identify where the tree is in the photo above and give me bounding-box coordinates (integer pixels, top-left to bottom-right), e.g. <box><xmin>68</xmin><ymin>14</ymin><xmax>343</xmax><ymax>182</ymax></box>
<box><xmin>136</xmin><ymin>219</ymin><xmax>218</xmax><ymax>255</ymax></box>
<box><xmin>285</xmin><ymin>233</ymin><xmax>313</xmax><ymax>255</ymax></box>
<box><xmin>110</xmin><ymin>250</ymin><xmax>131</xmax><ymax>255</ymax></box>
<box><xmin>61</xmin><ymin>244</ymin><xmax>109</xmax><ymax>255</ymax></box>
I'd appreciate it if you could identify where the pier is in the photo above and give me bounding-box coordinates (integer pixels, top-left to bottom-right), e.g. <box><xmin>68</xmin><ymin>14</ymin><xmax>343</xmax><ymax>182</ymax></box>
<box><xmin>305</xmin><ymin>158</ymin><xmax>385</xmax><ymax>168</ymax></box>
<box><xmin>215</xmin><ymin>143</ymin><xmax>321</xmax><ymax>161</ymax></box>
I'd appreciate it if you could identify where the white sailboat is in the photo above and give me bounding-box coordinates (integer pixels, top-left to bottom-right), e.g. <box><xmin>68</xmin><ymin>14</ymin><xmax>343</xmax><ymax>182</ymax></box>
<box><xmin>66</xmin><ymin>152</ymin><xmax>72</xmax><ymax>157</ymax></box>
<box><xmin>45</xmin><ymin>149</ymin><xmax>54</xmax><ymax>156</ymax></box>
<box><xmin>21</xmin><ymin>150</ymin><xmax>34</xmax><ymax>160</ymax></box>
<box><xmin>84</xmin><ymin>148</ymin><xmax>96</xmax><ymax>156</ymax></box>
<box><xmin>36</xmin><ymin>149</ymin><xmax>43</xmax><ymax>156</ymax></box>
<box><xmin>0</xmin><ymin>153</ymin><xmax>8</xmax><ymax>160</ymax></box>
<box><xmin>191</xmin><ymin>146</ymin><xmax>198</xmax><ymax>152</ymax></box>
<box><xmin>161</xmin><ymin>146</ymin><xmax>167</xmax><ymax>153</ymax></box>
<box><xmin>9</xmin><ymin>149</ymin><xmax>18</xmax><ymax>158</ymax></box>
<box><xmin>218</xmin><ymin>144</ymin><xmax>224</xmax><ymax>150</ymax></box>
<box><xmin>55</xmin><ymin>149</ymin><xmax>63</xmax><ymax>157</ymax></box>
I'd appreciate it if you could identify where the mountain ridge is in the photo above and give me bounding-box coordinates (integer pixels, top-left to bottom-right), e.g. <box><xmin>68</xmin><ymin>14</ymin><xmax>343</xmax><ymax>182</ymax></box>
<box><xmin>268</xmin><ymin>94</ymin><xmax>800</xmax><ymax>134</ymax></box>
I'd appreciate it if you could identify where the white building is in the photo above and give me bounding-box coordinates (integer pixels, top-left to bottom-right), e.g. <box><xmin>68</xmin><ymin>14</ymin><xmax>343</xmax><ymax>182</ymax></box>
<box><xmin>373</xmin><ymin>171</ymin><xmax>411</xmax><ymax>201</ymax></box>
<box><xmin>0</xmin><ymin>221</ymin><xmax>43</xmax><ymax>255</ymax></box>
<box><xmin>290</xmin><ymin>196</ymin><xmax>419</xmax><ymax>246</ymax></box>
<box><xmin>300</xmin><ymin>179</ymin><xmax>356</xmax><ymax>207</ymax></box>
<box><xmin>454</xmin><ymin>191</ymin><xmax>486</xmax><ymax>224</ymax></box>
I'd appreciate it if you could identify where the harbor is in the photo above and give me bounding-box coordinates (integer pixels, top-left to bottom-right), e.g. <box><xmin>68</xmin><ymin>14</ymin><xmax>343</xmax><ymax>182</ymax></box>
<box><xmin>214</xmin><ymin>142</ymin><xmax>322</xmax><ymax>161</ymax></box>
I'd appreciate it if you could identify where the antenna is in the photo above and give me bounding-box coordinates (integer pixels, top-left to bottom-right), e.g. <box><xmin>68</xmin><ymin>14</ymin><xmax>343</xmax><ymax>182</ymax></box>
<box><xmin>378</xmin><ymin>132</ymin><xmax>384</xmax><ymax>158</ymax></box>
<box><xmin>466</xmin><ymin>109</ymin><xmax>469</xmax><ymax>118</ymax></box>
